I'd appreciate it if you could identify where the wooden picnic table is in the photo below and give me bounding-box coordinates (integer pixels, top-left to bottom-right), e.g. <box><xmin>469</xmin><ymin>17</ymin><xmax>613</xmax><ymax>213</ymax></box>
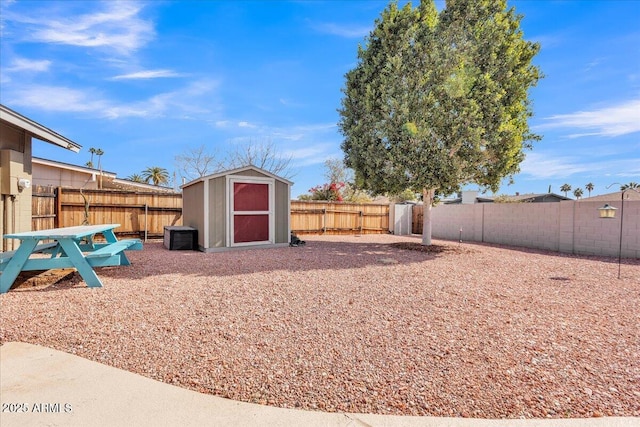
<box><xmin>0</xmin><ymin>224</ymin><xmax>142</xmax><ymax>293</ymax></box>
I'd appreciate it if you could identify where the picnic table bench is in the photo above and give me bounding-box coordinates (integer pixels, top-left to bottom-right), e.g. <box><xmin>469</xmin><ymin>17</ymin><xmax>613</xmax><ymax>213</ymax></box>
<box><xmin>0</xmin><ymin>224</ymin><xmax>142</xmax><ymax>293</ymax></box>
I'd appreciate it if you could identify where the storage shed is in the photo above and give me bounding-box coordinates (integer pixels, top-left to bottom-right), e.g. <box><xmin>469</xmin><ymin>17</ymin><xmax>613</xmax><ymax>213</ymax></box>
<box><xmin>181</xmin><ymin>165</ymin><xmax>292</xmax><ymax>252</ymax></box>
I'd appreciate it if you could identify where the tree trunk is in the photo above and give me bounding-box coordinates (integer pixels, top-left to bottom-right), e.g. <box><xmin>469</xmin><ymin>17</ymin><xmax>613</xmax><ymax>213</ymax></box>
<box><xmin>421</xmin><ymin>188</ymin><xmax>435</xmax><ymax>246</ymax></box>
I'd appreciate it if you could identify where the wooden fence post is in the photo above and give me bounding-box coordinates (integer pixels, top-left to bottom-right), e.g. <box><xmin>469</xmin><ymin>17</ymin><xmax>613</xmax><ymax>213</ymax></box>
<box><xmin>55</xmin><ymin>187</ymin><xmax>62</xmax><ymax>228</ymax></box>
<box><xmin>322</xmin><ymin>207</ymin><xmax>327</xmax><ymax>234</ymax></box>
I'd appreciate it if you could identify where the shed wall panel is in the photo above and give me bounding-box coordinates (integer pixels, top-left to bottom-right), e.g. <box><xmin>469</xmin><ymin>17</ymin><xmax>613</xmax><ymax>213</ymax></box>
<box><xmin>275</xmin><ymin>180</ymin><xmax>289</xmax><ymax>244</ymax></box>
<box><xmin>209</xmin><ymin>176</ymin><xmax>226</xmax><ymax>248</ymax></box>
<box><xmin>182</xmin><ymin>182</ymin><xmax>205</xmax><ymax>248</ymax></box>
<box><xmin>231</xmin><ymin>169</ymin><xmax>268</xmax><ymax>179</ymax></box>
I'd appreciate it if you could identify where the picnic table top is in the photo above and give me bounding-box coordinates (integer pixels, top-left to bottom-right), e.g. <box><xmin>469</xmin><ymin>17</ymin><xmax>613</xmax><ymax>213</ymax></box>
<box><xmin>3</xmin><ymin>224</ymin><xmax>121</xmax><ymax>240</ymax></box>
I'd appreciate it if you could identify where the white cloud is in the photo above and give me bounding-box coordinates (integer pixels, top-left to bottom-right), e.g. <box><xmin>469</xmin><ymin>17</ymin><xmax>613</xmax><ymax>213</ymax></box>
<box><xmin>9</xmin><ymin>1</ymin><xmax>154</xmax><ymax>55</ymax></box>
<box><xmin>271</xmin><ymin>123</ymin><xmax>336</xmax><ymax>141</ymax></box>
<box><xmin>520</xmin><ymin>153</ymin><xmax>591</xmax><ymax>179</ymax></box>
<box><xmin>520</xmin><ymin>152</ymin><xmax>640</xmax><ymax>180</ymax></box>
<box><xmin>5</xmin><ymin>79</ymin><xmax>218</xmax><ymax>119</ymax></box>
<box><xmin>103</xmin><ymin>80</ymin><xmax>218</xmax><ymax>119</ymax></box>
<box><xmin>212</xmin><ymin>120</ymin><xmax>340</xmax><ymax>167</ymax></box>
<box><xmin>279</xmin><ymin>98</ymin><xmax>306</xmax><ymax>108</ymax></box>
<box><xmin>5</xmin><ymin>57</ymin><xmax>51</xmax><ymax>73</ymax></box>
<box><xmin>111</xmin><ymin>69</ymin><xmax>184</xmax><ymax>80</ymax></box>
<box><xmin>283</xmin><ymin>142</ymin><xmax>338</xmax><ymax>167</ymax></box>
<box><xmin>541</xmin><ymin>99</ymin><xmax>640</xmax><ymax>137</ymax></box>
<box><xmin>238</xmin><ymin>121</ymin><xmax>256</xmax><ymax>128</ymax></box>
<box><xmin>312</xmin><ymin>22</ymin><xmax>370</xmax><ymax>38</ymax></box>
<box><xmin>8</xmin><ymin>85</ymin><xmax>108</xmax><ymax>113</ymax></box>
<box><xmin>285</xmin><ymin>144</ymin><xmax>333</xmax><ymax>160</ymax></box>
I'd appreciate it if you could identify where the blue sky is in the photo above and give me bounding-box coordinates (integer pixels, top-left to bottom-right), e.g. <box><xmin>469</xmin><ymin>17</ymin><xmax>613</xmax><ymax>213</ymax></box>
<box><xmin>1</xmin><ymin>0</ymin><xmax>639</xmax><ymax>199</ymax></box>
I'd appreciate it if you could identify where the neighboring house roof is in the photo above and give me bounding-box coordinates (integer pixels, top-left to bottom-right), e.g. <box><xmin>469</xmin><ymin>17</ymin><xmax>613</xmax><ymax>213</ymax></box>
<box><xmin>444</xmin><ymin>193</ymin><xmax>571</xmax><ymax>204</ymax></box>
<box><xmin>33</xmin><ymin>156</ymin><xmax>116</xmax><ymax>179</ymax></box>
<box><xmin>182</xmin><ymin>165</ymin><xmax>294</xmax><ymax>188</ymax></box>
<box><xmin>579</xmin><ymin>191</ymin><xmax>640</xmax><ymax>202</ymax></box>
<box><xmin>33</xmin><ymin>156</ymin><xmax>177</xmax><ymax>193</ymax></box>
<box><xmin>0</xmin><ymin>104</ymin><xmax>81</xmax><ymax>153</ymax></box>
<box><xmin>443</xmin><ymin>197</ymin><xmax>491</xmax><ymax>204</ymax></box>
<box><xmin>496</xmin><ymin>193</ymin><xmax>572</xmax><ymax>203</ymax></box>
<box><xmin>106</xmin><ymin>178</ymin><xmax>177</xmax><ymax>193</ymax></box>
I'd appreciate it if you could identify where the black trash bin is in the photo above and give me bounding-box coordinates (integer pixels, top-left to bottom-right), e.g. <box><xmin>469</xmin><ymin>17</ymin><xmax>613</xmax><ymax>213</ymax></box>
<box><xmin>163</xmin><ymin>226</ymin><xmax>198</xmax><ymax>250</ymax></box>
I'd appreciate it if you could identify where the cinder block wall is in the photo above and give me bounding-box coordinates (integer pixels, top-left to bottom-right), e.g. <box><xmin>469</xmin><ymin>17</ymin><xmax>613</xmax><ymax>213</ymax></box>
<box><xmin>430</xmin><ymin>200</ymin><xmax>639</xmax><ymax>258</ymax></box>
<box><xmin>483</xmin><ymin>203</ymin><xmax>561</xmax><ymax>251</ymax></box>
<box><xmin>430</xmin><ymin>204</ymin><xmax>482</xmax><ymax>242</ymax></box>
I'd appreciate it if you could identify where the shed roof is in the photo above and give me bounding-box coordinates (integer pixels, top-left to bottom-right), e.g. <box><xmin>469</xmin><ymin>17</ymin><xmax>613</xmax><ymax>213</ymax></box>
<box><xmin>0</xmin><ymin>104</ymin><xmax>81</xmax><ymax>153</ymax></box>
<box><xmin>182</xmin><ymin>165</ymin><xmax>293</xmax><ymax>189</ymax></box>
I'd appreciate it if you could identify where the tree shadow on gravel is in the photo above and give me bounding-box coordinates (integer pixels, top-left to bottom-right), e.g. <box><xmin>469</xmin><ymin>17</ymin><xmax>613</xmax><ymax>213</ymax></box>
<box><xmin>7</xmin><ymin>235</ymin><xmax>637</xmax><ymax>292</ymax></box>
<box><xmin>131</xmin><ymin>239</ymin><xmax>457</xmax><ymax>279</ymax></box>
<box><xmin>22</xmin><ymin>238</ymin><xmax>474</xmax><ymax>289</ymax></box>
<box><xmin>3</xmin><ymin>238</ymin><xmax>445</xmax><ymax>292</ymax></box>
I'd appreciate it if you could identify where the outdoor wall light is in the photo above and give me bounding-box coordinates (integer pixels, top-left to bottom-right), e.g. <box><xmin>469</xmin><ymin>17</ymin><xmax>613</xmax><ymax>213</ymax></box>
<box><xmin>598</xmin><ymin>203</ymin><xmax>617</xmax><ymax>219</ymax></box>
<box><xmin>17</xmin><ymin>178</ymin><xmax>31</xmax><ymax>190</ymax></box>
<box><xmin>599</xmin><ymin>184</ymin><xmax>640</xmax><ymax>279</ymax></box>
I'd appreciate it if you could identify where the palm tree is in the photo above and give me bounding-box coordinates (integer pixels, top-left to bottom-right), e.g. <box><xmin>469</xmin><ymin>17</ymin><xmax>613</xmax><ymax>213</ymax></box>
<box><xmin>573</xmin><ymin>188</ymin><xmax>584</xmax><ymax>199</ymax></box>
<box><xmin>585</xmin><ymin>182</ymin><xmax>594</xmax><ymax>197</ymax></box>
<box><xmin>93</xmin><ymin>148</ymin><xmax>105</xmax><ymax>189</ymax></box>
<box><xmin>126</xmin><ymin>174</ymin><xmax>145</xmax><ymax>183</ymax></box>
<box><xmin>87</xmin><ymin>147</ymin><xmax>97</xmax><ymax>168</ymax></box>
<box><xmin>142</xmin><ymin>166</ymin><xmax>169</xmax><ymax>186</ymax></box>
<box><xmin>560</xmin><ymin>183</ymin><xmax>572</xmax><ymax>197</ymax></box>
<box><xmin>95</xmin><ymin>148</ymin><xmax>104</xmax><ymax>171</ymax></box>
<box><xmin>621</xmin><ymin>182</ymin><xmax>639</xmax><ymax>190</ymax></box>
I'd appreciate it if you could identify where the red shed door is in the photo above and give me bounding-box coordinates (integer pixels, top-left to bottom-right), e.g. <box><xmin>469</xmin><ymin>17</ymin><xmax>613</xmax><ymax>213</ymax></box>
<box><xmin>231</xmin><ymin>180</ymin><xmax>273</xmax><ymax>245</ymax></box>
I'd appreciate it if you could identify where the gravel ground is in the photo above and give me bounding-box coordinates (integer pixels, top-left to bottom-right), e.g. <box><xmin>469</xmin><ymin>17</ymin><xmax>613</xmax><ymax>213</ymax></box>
<box><xmin>1</xmin><ymin>234</ymin><xmax>639</xmax><ymax>419</ymax></box>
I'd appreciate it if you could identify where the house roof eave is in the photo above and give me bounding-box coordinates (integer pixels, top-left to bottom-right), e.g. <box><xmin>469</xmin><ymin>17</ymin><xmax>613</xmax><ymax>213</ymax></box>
<box><xmin>0</xmin><ymin>104</ymin><xmax>82</xmax><ymax>153</ymax></box>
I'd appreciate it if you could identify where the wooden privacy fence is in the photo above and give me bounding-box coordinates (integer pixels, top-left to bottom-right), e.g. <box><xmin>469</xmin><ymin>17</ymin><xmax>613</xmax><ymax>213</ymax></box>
<box><xmin>412</xmin><ymin>204</ymin><xmax>424</xmax><ymax>234</ymax></box>
<box><xmin>32</xmin><ymin>186</ymin><xmax>182</xmax><ymax>238</ymax></box>
<box><xmin>32</xmin><ymin>185</ymin><xmax>57</xmax><ymax>231</ymax></box>
<box><xmin>291</xmin><ymin>201</ymin><xmax>389</xmax><ymax>235</ymax></box>
<box><xmin>32</xmin><ymin>188</ymin><xmax>392</xmax><ymax>237</ymax></box>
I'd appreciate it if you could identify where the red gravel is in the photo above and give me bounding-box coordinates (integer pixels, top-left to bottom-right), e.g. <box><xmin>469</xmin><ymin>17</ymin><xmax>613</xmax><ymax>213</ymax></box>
<box><xmin>1</xmin><ymin>234</ymin><xmax>638</xmax><ymax>418</ymax></box>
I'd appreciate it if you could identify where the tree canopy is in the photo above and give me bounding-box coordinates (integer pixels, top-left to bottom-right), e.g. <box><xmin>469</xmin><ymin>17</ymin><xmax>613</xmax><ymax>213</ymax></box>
<box><xmin>338</xmin><ymin>0</ymin><xmax>541</xmax><ymax>244</ymax></box>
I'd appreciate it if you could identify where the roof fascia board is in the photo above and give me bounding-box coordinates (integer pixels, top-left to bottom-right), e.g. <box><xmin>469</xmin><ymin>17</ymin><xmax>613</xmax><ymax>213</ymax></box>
<box><xmin>0</xmin><ymin>105</ymin><xmax>81</xmax><ymax>153</ymax></box>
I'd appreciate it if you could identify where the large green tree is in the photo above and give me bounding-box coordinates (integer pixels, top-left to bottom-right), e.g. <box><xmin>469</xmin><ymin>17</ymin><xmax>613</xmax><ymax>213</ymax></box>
<box><xmin>339</xmin><ymin>0</ymin><xmax>541</xmax><ymax>244</ymax></box>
